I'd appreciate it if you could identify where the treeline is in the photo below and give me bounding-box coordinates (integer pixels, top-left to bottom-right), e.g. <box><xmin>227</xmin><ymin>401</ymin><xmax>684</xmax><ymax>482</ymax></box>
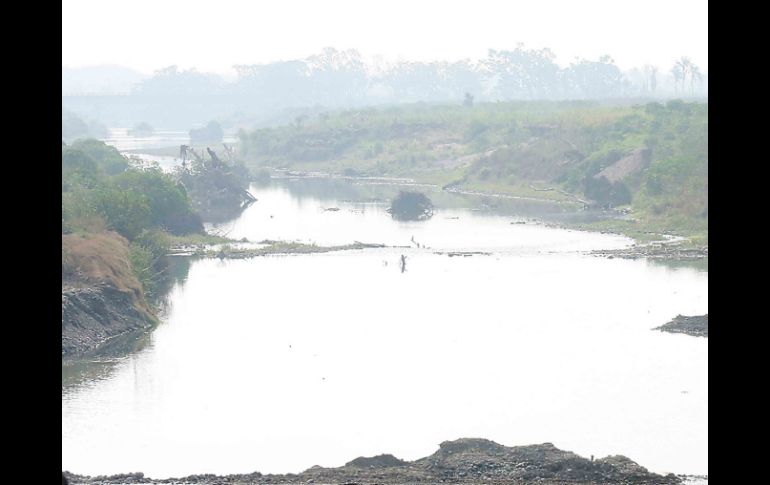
<box><xmin>62</xmin><ymin>48</ymin><xmax>706</xmax><ymax>130</ymax></box>
<box><xmin>131</xmin><ymin>47</ymin><xmax>706</xmax><ymax>105</ymax></box>
<box><xmin>62</xmin><ymin>140</ymin><xmax>203</xmax><ymax>297</ymax></box>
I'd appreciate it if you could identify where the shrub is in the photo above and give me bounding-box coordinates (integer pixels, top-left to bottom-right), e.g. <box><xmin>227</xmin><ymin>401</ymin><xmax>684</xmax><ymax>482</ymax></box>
<box><xmin>90</xmin><ymin>186</ymin><xmax>152</xmax><ymax>240</ymax></box>
<box><xmin>389</xmin><ymin>191</ymin><xmax>434</xmax><ymax>220</ymax></box>
<box><xmin>68</xmin><ymin>139</ymin><xmax>128</xmax><ymax>176</ymax></box>
<box><xmin>112</xmin><ymin>168</ymin><xmax>203</xmax><ymax>235</ymax></box>
<box><xmin>62</xmin><ymin>147</ymin><xmax>101</xmax><ymax>190</ymax></box>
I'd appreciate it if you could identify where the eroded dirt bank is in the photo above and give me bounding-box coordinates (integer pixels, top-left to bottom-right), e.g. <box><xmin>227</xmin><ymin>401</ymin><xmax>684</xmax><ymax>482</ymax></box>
<box><xmin>62</xmin><ymin>284</ymin><xmax>154</xmax><ymax>355</ymax></box>
<box><xmin>62</xmin><ymin>232</ymin><xmax>156</xmax><ymax>356</ymax></box>
<box><xmin>63</xmin><ymin>438</ymin><xmax>682</xmax><ymax>484</ymax></box>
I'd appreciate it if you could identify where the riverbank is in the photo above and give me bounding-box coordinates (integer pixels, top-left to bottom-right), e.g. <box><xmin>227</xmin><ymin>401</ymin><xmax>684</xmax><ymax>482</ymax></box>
<box><xmin>236</xmin><ymin>101</ymin><xmax>707</xmax><ymax>247</ymax></box>
<box><xmin>62</xmin><ymin>236</ymin><xmax>393</xmax><ymax>356</ymax></box>
<box><xmin>589</xmin><ymin>243</ymin><xmax>708</xmax><ymax>261</ymax></box>
<box><xmin>62</xmin><ymin>284</ymin><xmax>156</xmax><ymax>356</ymax></box>
<box><xmin>259</xmin><ymin>169</ymin><xmax>707</xmax><ymax>248</ymax></box>
<box><xmin>168</xmin><ymin>240</ymin><xmax>388</xmax><ymax>259</ymax></box>
<box><xmin>122</xmin><ymin>151</ymin><xmax>706</xmax><ymax>249</ymax></box>
<box><xmin>654</xmin><ymin>314</ymin><xmax>708</xmax><ymax>337</ymax></box>
<box><xmin>62</xmin><ymin>232</ymin><xmax>157</xmax><ymax>356</ymax></box>
<box><xmin>63</xmin><ymin>438</ymin><xmax>684</xmax><ymax>484</ymax></box>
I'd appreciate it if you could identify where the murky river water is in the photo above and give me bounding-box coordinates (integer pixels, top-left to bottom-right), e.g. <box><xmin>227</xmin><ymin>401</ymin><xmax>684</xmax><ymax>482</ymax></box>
<box><xmin>62</xmin><ymin>158</ymin><xmax>707</xmax><ymax>479</ymax></box>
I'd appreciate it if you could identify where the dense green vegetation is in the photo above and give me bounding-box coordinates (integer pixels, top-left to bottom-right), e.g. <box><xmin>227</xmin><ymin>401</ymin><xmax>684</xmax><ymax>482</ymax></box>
<box><xmin>239</xmin><ymin>100</ymin><xmax>707</xmax><ymax>243</ymax></box>
<box><xmin>62</xmin><ymin>140</ymin><xmax>204</xmax><ymax>299</ymax></box>
<box><xmin>172</xmin><ymin>153</ymin><xmax>253</xmax><ymax>222</ymax></box>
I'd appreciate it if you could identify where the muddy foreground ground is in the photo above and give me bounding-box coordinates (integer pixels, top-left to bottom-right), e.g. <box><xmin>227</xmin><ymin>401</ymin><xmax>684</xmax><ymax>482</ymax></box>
<box><xmin>64</xmin><ymin>438</ymin><xmax>687</xmax><ymax>484</ymax></box>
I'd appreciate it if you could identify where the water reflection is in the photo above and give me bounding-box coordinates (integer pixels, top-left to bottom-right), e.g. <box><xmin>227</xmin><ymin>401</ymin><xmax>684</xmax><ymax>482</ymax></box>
<box><xmin>153</xmin><ymin>255</ymin><xmax>193</xmax><ymax>316</ymax></box>
<box><xmin>63</xmin><ymin>256</ymin><xmax>194</xmax><ymax>389</ymax></box>
<box><xmin>270</xmin><ymin>176</ymin><xmax>585</xmax><ymax>217</ymax></box>
<box><xmin>62</xmin><ymin>332</ymin><xmax>152</xmax><ymax>389</ymax></box>
<box><xmin>650</xmin><ymin>257</ymin><xmax>708</xmax><ymax>273</ymax></box>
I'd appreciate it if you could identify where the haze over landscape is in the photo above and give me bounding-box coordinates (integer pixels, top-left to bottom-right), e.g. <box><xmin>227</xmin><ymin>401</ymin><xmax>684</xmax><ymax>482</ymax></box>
<box><xmin>63</xmin><ymin>0</ymin><xmax>707</xmax><ymax>75</ymax></box>
<box><xmin>62</xmin><ymin>2</ymin><xmax>708</xmax><ymax>484</ymax></box>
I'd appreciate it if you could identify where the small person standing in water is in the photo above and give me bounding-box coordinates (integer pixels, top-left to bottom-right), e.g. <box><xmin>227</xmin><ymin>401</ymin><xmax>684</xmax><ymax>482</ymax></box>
<box><xmin>400</xmin><ymin>254</ymin><xmax>407</xmax><ymax>273</ymax></box>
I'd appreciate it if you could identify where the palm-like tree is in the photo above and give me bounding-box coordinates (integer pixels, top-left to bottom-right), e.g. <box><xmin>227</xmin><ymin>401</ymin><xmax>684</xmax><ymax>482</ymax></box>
<box><xmin>673</xmin><ymin>57</ymin><xmax>696</xmax><ymax>93</ymax></box>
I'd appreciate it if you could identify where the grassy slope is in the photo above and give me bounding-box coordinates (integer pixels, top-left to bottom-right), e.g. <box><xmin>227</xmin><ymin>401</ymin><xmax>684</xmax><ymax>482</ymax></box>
<box><xmin>239</xmin><ymin>101</ymin><xmax>707</xmax><ymax>244</ymax></box>
<box><xmin>62</xmin><ymin>231</ymin><xmax>155</xmax><ymax>322</ymax></box>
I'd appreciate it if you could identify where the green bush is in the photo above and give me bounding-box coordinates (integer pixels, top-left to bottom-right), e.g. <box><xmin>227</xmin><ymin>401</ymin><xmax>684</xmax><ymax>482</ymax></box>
<box><xmin>129</xmin><ymin>243</ymin><xmax>157</xmax><ymax>296</ymax></box>
<box><xmin>130</xmin><ymin>229</ymin><xmax>173</xmax><ymax>297</ymax></box>
<box><xmin>389</xmin><ymin>191</ymin><xmax>434</xmax><ymax>220</ymax></box>
<box><xmin>112</xmin><ymin>168</ymin><xmax>203</xmax><ymax>235</ymax></box>
<box><xmin>69</xmin><ymin>139</ymin><xmax>128</xmax><ymax>176</ymax></box>
<box><xmin>90</xmin><ymin>186</ymin><xmax>152</xmax><ymax>240</ymax></box>
<box><xmin>62</xmin><ymin>147</ymin><xmax>101</xmax><ymax>190</ymax></box>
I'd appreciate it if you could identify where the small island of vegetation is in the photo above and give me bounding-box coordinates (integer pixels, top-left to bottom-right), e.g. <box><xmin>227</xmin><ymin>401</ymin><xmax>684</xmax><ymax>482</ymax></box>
<box><xmin>388</xmin><ymin>191</ymin><xmax>434</xmax><ymax>221</ymax></box>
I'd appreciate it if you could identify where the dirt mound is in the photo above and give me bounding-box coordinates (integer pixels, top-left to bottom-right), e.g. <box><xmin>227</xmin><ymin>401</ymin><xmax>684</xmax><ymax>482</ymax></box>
<box><xmin>346</xmin><ymin>454</ymin><xmax>408</xmax><ymax>468</ymax></box>
<box><xmin>416</xmin><ymin>440</ymin><xmax>636</xmax><ymax>483</ymax></box>
<box><xmin>65</xmin><ymin>438</ymin><xmax>682</xmax><ymax>484</ymax></box>
<box><xmin>439</xmin><ymin>438</ymin><xmax>506</xmax><ymax>454</ymax></box>
<box><xmin>423</xmin><ymin>438</ymin><xmax>508</xmax><ymax>464</ymax></box>
<box><xmin>597</xmin><ymin>455</ymin><xmax>655</xmax><ymax>476</ymax></box>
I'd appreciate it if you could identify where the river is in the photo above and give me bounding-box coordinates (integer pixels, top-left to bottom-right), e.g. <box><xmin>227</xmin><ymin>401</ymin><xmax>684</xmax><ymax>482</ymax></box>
<box><xmin>62</xmin><ymin>149</ymin><xmax>708</xmax><ymax>479</ymax></box>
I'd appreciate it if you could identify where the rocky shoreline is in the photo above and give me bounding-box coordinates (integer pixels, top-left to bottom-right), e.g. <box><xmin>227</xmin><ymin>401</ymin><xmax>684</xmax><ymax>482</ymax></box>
<box><xmin>63</xmin><ymin>438</ymin><xmax>683</xmax><ymax>485</ymax></box>
<box><xmin>589</xmin><ymin>245</ymin><xmax>708</xmax><ymax>261</ymax></box>
<box><xmin>62</xmin><ymin>284</ymin><xmax>155</xmax><ymax>356</ymax></box>
<box><xmin>168</xmin><ymin>241</ymin><xmax>388</xmax><ymax>259</ymax></box>
<box><xmin>654</xmin><ymin>314</ymin><xmax>708</xmax><ymax>337</ymax></box>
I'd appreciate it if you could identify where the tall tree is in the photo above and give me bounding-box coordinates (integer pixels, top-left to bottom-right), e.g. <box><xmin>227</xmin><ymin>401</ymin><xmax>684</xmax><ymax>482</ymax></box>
<box><xmin>673</xmin><ymin>57</ymin><xmax>695</xmax><ymax>93</ymax></box>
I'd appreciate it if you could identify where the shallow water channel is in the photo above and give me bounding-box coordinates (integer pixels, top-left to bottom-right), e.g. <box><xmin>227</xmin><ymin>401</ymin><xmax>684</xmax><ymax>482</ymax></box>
<box><xmin>62</xmin><ymin>177</ymin><xmax>708</xmax><ymax>478</ymax></box>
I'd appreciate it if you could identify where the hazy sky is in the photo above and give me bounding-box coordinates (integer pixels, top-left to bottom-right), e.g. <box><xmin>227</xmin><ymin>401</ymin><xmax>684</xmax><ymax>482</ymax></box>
<box><xmin>62</xmin><ymin>0</ymin><xmax>707</xmax><ymax>75</ymax></box>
